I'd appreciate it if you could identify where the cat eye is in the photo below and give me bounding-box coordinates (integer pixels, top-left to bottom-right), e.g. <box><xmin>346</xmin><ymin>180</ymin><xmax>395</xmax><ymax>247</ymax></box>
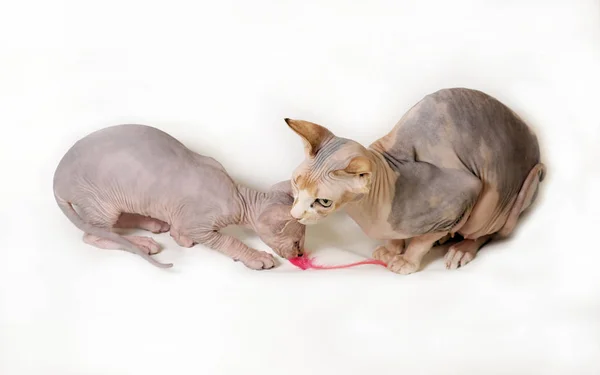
<box><xmin>316</xmin><ymin>198</ymin><xmax>333</xmax><ymax>207</ymax></box>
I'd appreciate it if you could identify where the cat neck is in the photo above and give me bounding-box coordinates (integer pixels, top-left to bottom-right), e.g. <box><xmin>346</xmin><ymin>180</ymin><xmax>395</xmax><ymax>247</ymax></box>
<box><xmin>235</xmin><ymin>184</ymin><xmax>270</xmax><ymax>230</ymax></box>
<box><xmin>344</xmin><ymin>148</ymin><xmax>404</xmax><ymax>239</ymax></box>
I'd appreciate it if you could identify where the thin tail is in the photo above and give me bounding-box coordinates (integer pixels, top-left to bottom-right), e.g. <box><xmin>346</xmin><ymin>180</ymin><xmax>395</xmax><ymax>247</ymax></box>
<box><xmin>54</xmin><ymin>193</ymin><xmax>173</xmax><ymax>268</ymax></box>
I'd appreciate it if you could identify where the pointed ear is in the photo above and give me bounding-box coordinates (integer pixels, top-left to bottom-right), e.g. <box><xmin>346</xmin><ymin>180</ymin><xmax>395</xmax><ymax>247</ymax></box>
<box><xmin>284</xmin><ymin>118</ymin><xmax>334</xmax><ymax>157</ymax></box>
<box><xmin>332</xmin><ymin>156</ymin><xmax>372</xmax><ymax>193</ymax></box>
<box><xmin>334</xmin><ymin>156</ymin><xmax>372</xmax><ymax>177</ymax></box>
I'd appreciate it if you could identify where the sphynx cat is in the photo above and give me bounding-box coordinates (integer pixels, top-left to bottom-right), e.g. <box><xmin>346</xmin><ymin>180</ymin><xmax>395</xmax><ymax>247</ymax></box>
<box><xmin>284</xmin><ymin>88</ymin><xmax>545</xmax><ymax>274</ymax></box>
<box><xmin>53</xmin><ymin>124</ymin><xmax>305</xmax><ymax>269</ymax></box>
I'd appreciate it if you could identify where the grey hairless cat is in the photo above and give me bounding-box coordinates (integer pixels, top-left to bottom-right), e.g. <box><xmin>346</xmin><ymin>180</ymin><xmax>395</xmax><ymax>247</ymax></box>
<box><xmin>284</xmin><ymin>88</ymin><xmax>545</xmax><ymax>274</ymax></box>
<box><xmin>53</xmin><ymin>124</ymin><xmax>305</xmax><ymax>269</ymax></box>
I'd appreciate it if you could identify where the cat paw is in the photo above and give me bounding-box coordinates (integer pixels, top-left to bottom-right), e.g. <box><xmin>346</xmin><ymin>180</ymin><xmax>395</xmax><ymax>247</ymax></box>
<box><xmin>387</xmin><ymin>255</ymin><xmax>418</xmax><ymax>275</ymax></box>
<box><xmin>444</xmin><ymin>240</ymin><xmax>477</xmax><ymax>269</ymax></box>
<box><xmin>241</xmin><ymin>251</ymin><xmax>277</xmax><ymax>270</ymax></box>
<box><xmin>372</xmin><ymin>246</ymin><xmax>396</xmax><ymax>264</ymax></box>
<box><xmin>126</xmin><ymin>236</ymin><xmax>162</xmax><ymax>255</ymax></box>
<box><xmin>170</xmin><ymin>230</ymin><xmax>195</xmax><ymax>248</ymax></box>
<box><xmin>149</xmin><ymin>220</ymin><xmax>171</xmax><ymax>234</ymax></box>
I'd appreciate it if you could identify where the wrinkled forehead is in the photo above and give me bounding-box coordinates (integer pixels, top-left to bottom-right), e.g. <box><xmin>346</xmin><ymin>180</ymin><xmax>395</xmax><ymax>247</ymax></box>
<box><xmin>292</xmin><ymin>139</ymin><xmax>356</xmax><ymax>195</ymax></box>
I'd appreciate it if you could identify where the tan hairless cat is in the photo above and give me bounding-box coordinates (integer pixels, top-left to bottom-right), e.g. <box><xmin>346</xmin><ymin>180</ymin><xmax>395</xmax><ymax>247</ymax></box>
<box><xmin>53</xmin><ymin>124</ymin><xmax>305</xmax><ymax>269</ymax></box>
<box><xmin>285</xmin><ymin>88</ymin><xmax>545</xmax><ymax>274</ymax></box>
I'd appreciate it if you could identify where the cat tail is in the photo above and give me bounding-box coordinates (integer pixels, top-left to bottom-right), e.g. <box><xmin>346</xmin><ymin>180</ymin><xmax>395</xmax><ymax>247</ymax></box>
<box><xmin>54</xmin><ymin>193</ymin><xmax>173</xmax><ymax>268</ymax></box>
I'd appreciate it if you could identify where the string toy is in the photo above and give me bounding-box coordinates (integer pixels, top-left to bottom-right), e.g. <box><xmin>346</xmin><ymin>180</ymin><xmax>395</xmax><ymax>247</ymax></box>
<box><xmin>288</xmin><ymin>252</ymin><xmax>387</xmax><ymax>270</ymax></box>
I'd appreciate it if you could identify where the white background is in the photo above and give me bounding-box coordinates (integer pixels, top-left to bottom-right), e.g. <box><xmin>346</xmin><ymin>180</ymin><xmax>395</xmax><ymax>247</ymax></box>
<box><xmin>1</xmin><ymin>0</ymin><xmax>599</xmax><ymax>374</ymax></box>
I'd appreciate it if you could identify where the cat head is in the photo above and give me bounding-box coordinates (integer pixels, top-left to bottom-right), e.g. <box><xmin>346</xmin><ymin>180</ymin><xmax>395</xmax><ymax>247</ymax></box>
<box><xmin>284</xmin><ymin>118</ymin><xmax>373</xmax><ymax>225</ymax></box>
<box><xmin>254</xmin><ymin>181</ymin><xmax>306</xmax><ymax>258</ymax></box>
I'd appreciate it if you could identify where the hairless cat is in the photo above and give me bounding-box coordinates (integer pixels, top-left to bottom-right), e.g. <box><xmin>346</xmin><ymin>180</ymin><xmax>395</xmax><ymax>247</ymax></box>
<box><xmin>284</xmin><ymin>87</ymin><xmax>545</xmax><ymax>274</ymax></box>
<box><xmin>53</xmin><ymin>124</ymin><xmax>305</xmax><ymax>269</ymax></box>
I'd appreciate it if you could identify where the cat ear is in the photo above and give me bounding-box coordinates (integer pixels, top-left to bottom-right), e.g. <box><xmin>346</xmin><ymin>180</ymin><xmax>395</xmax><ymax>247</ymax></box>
<box><xmin>284</xmin><ymin>118</ymin><xmax>334</xmax><ymax>157</ymax></box>
<box><xmin>343</xmin><ymin>156</ymin><xmax>372</xmax><ymax>176</ymax></box>
<box><xmin>334</xmin><ymin>156</ymin><xmax>372</xmax><ymax>176</ymax></box>
<box><xmin>332</xmin><ymin>156</ymin><xmax>372</xmax><ymax>193</ymax></box>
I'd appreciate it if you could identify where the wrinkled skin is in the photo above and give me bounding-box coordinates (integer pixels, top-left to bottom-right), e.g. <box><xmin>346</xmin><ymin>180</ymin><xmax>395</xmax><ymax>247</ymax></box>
<box><xmin>285</xmin><ymin>88</ymin><xmax>545</xmax><ymax>274</ymax></box>
<box><xmin>53</xmin><ymin>124</ymin><xmax>305</xmax><ymax>269</ymax></box>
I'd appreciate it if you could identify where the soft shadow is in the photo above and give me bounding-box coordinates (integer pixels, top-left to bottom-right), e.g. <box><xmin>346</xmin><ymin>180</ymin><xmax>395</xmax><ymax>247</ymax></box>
<box><xmin>418</xmin><ymin>241</ymin><xmax>459</xmax><ymax>269</ymax></box>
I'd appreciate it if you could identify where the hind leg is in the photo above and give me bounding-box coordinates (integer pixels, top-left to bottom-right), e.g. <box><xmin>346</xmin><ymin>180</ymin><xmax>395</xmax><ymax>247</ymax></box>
<box><xmin>498</xmin><ymin>163</ymin><xmax>545</xmax><ymax>237</ymax></box>
<box><xmin>83</xmin><ymin>234</ymin><xmax>162</xmax><ymax>254</ymax></box>
<box><xmin>444</xmin><ymin>235</ymin><xmax>492</xmax><ymax>269</ymax></box>
<box><xmin>114</xmin><ymin>213</ymin><xmax>170</xmax><ymax>233</ymax></box>
<box><xmin>77</xmin><ymin>204</ymin><xmax>164</xmax><ymax>256</ymax></box>
<box><xmin>445</xmin><ymin>164</ymin><xmax>545</xmax><ymax>269</ymax></box>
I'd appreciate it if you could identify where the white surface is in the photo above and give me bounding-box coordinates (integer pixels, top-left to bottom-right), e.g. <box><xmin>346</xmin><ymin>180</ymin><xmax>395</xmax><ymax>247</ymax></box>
<box><xmin>1</xmin><ymin>0</ymin><xmax>599</xmax><ymax>374</ymax></box>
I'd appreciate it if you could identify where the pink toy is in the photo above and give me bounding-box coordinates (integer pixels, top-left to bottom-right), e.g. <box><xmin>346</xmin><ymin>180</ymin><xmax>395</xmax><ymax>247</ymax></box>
<box><xmin>289</xmin><ymin>252</ymin><xmax>386</xmax><ymax>270</ymax></box>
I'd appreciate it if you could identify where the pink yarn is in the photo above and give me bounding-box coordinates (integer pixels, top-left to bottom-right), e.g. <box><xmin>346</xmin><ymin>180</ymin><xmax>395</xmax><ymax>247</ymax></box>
<box><xmin>289</xmin><ymin>253</ymin><xmax>386</xmax><ymax>270</ymax></box>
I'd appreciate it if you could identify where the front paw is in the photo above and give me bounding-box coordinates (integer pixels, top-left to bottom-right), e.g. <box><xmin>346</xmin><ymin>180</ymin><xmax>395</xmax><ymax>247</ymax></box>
<box><xmin>372</xmin><ymin>246</ymin><xmax>395</xmax><ymax>264</ymax></box>
<box><xmin>387</xmin><ymin>255</ymin><xmax>418</xmax><ymax>275</ymax></box>
<box><xmin>242</xmin><ymin>251</ymin><xmax>277</xmax><ymax>270</ymax></box>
